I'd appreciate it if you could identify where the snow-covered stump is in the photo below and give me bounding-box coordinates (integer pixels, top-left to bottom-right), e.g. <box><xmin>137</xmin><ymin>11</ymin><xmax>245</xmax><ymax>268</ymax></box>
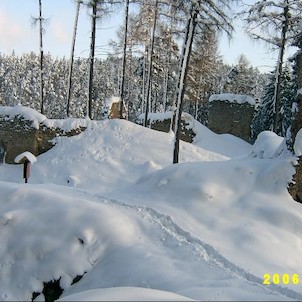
<box><xmin>14</xmin><ymin>151</ymin><xmax>37</xmax><ymax>183</ymax></box>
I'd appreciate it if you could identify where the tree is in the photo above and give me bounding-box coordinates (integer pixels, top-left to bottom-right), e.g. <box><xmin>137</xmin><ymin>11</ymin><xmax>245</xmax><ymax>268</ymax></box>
<box><xmin>67</xmin><ymin>0</ymin><xmax>82</xmax><ymax>117</ymax></box>
<box><xmin>143</xmin><ymin>0</ymin><xmax>159</xmax><ymax>127</ymax></box>
<box><xmin>186</xmin><ymin>25</ymin><xmax>221</xmax><ymax>121</ymax></box>
<box><xmin>31</xmin><ymin>0</ymin><xmax>47</xmax><ymax>114</ymax></box>
<box><xmin>223</xmin><ymin>55</ymin><xmax>256</xmax><ymax>95</ymax></box>
<box><xmin>87</xmin><ymin>0</ymin><xmax>97</xmax><ymax>119</ymax></box>
<box><xmin>251</xmin><ymin>65</ymin><xmax>296</xmax><ymax>141</ymax></box>
<box><xmin>119</xmin><ymin>0</ymin><xmax>130</xmax><ymax>119</ymax></box>
<box><xmin>173</xmin><ymin>0</ymin><xmax>233</xmax><ymax>164</ymax></box>
<box><xmin>241</xmin><ymin>0</ymin><xmax>302</xmax><ymax>133</ymax></box>
<box><xmin>86</xmin><ymin>0</ymin><xmax>118</xmax><ymax>119</ymax></box>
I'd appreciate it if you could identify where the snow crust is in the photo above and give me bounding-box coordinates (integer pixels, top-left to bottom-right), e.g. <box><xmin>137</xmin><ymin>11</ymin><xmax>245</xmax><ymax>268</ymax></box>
<box><xmin>0</xmin><ymin>116</ymin><xmax>301</xmax><ymax>301</ymax></box>
<box><xmin>209</xmin><ymin>93</ymin><xmax>255</xmax><ymax>105</ymax></box>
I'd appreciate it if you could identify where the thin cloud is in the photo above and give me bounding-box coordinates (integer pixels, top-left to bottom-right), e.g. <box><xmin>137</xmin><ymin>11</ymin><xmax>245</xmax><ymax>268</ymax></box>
<box><xmin>0</xmin><ymin>11</ymin><xmax>33</xmax><ymax>53</ymax></box>
<box><xmin>51</xmin><ymin>21</ymin><xmax>69</xmax><ymax>45</ymax></box>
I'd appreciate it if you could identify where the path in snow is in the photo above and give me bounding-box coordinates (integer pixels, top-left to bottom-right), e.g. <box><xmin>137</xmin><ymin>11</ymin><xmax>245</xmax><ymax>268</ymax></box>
<box><xmin>63</xmin><ymin>188</ymin><xmax>302</xmax><ymax>301</ymax></box>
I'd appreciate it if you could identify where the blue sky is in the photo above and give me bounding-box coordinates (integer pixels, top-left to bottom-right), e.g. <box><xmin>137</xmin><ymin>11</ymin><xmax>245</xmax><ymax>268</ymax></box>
<box><xmin>0</xmin><ymin>0</ymin><xmax>291</xmax><ymax>73</ymax></box>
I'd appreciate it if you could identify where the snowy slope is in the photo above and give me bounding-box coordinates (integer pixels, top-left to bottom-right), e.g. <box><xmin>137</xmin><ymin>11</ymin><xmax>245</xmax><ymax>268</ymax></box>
<box><xmin>0</xmin><ymin>119</ymin><xmax>227</xmax><ymax>193</ymax></box>
<box><xmin>0</xmin><ymin>118</ymin><xmax>302</xmax><ymax>301</ymax></box>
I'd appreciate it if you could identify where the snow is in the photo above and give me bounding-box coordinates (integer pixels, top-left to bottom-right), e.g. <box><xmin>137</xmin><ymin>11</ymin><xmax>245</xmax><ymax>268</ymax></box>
<box><xmin>137</xmin><ymin>111</ymin><xmax>173</xmax><ymax>124</ymax></box>
<box><xmin>14</xmin><ymin>151</ymin><xmax>37</xmax><ymax>164</ymax></box>
<box><xmin>209</xmin><ymin>93</ymin><xmax>255</xmax><ymax>106</ymax></box>
<box><xmin>0</xmin><ymin>105</ymin><xmax>46</xmax><ymax>129</ymax></box>
<box><xmin>250</xmin><ymin>131</ymin><xmax>285</xmax><ymax>159</ymax></box>
<box><xmin>0</xmin><ymin>115</ymin><xmax>302</xmax><ymax>301</ymax></box>
<box><xmin>59</xmin><ymin>287</ymin><xmax>194</xmax><ymax>301</ymax></box>
<box><xmin>294</xmin><ymin>128</ymin><xmax>302</xmax><ymax>156</ymax></box>
<box><xmin>105</xmin><ymin>96</ymin><xmax>121</xmax><ymax>107</ymax></box>
<box><xmin>0</xmin><ymin>105</ymin><xmax>88</xmax><ymax>132</ymax></box>
<box><xmin>137</xmin><ymin>111</ymin><xmax>251</xmax><ymax>158</ymax></box>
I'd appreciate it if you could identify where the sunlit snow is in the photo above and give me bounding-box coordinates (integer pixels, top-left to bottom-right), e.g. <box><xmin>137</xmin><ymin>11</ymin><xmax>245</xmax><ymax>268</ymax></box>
<box><xmin>0</xmin><ymin>112</ymin><xmax>302</xmax><ymax>301</ymax></box>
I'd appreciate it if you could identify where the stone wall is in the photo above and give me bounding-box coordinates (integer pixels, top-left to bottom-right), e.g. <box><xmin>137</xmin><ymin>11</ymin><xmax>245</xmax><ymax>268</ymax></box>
<box><xmin>208</xmin><ymin>95</ymin><xmax>255</xmax><ymax>142</ymax></box>
<box><xmin>0</xmin><ymin>113</ymin><xmax>86</xmax><ymax>164</ymax></box>
<box><xmin>137</xmin><ymin>112</ymin><xmax>196</xmax><ymax>143</ymax></box>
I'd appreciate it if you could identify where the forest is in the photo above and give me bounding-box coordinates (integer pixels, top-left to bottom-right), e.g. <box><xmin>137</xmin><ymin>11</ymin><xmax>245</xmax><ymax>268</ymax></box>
<box><xmin>0</xmin><ymin>0</ymin><xmax>301</xmax><ymax>155</ymax></box>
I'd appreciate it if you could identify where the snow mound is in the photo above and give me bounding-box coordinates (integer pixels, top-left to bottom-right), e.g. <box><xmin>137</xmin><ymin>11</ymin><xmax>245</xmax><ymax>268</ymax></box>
<box><xmin>250</xmin><ymin>131</ymin><xmax>286</xmax><ymax>159</ymax></box>
<box><xmin>0</xmin><ymin>119</ymin><xmax>227</xmax><ymax>192</ymax></box>
<box><xmin>192</xmin><ymin>119</ymin><xmax>251</xmax><ymax>158</ymax></box>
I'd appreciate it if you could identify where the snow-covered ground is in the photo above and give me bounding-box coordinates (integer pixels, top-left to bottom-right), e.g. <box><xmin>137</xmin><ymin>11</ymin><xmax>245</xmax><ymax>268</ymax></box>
<box><xmin>1</xmin><ymin>114</ymin><xmax>302</xmax><ymax>301</ymax></box>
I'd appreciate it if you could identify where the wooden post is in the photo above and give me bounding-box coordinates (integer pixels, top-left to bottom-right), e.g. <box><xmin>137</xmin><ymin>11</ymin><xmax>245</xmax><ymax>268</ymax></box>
<box><xmin>14</xmin><ymin>151</ymin><xmax>37</xmax><ymax>184</ymax></box>
<box><xmin>23</xmin><ymin>160</ymin><xmax>31</xmax><ymax>184</ymax></box>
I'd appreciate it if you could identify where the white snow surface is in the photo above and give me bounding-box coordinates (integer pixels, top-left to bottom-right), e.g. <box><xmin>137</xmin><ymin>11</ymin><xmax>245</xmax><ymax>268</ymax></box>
<box><xmin>1</xmin><ymin>117</ymin><xmax>302</xmax><ymax>301</ymax></box>
<box><xmin>0</xmin><ymin>105</ymin><xmax>88</xmax><ymax>132</ymax></box>
<box><xmin>209</xmin><ymin>93</ymin><xmax>255</xmax><ymax>105</ymax></box>
<box><xmin>250</xmin><ymin>131</ymin><xmax>286</xmax><ymax>159</ymax></box>
<box><xmin>294</xmin><ymin>128</ymin><xmax>302</xmax><ymax>156</ymax></box>
<box><xmin>14</xmin><ymin>151</ymin><xmax>37</xmax><ymax>164</ymax></box>
<box><xmin>137</xmin><ymin>111</ymin><xmax>251</xmax><ymax>158</ymax></box>
<box><xmin>105</xmin><ymin>96</ymin><xmax>121</xmax><ymax>107</ymax></box>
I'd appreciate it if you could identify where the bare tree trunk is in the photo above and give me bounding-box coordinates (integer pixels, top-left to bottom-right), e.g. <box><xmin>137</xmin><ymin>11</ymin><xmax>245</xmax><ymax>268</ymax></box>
<box><xmin>143</xmin><ymin>0</ymin><xmax>158</xmax><ymax>127</ymax></box>
<box><xmin>173</xmin><ymin>4</ymin><xmax>199</xmax><ymax>164</ymax></box>
<box><xmin>141</xmin><ymin>45</ymin><xmax>147</xmax><ymax>114</ymax></box>
<box><xmin>119</xmin><ymin>0</ymin><xmax>130</xmax><ymax>119</ymax></box>
<box><xmin>273</xmin><ymin>0</ymin><xmax>289</xmax><ymax>133</ymax></box>
<box><xmin>38</xmin><ymin>0</ymin><xmax>44</xmax><ymax>115</ymax></box>
<box><xmin>67</xmin><ymin>0</ymin><xmax>81</xmax><ymax>118</ymax></box>
<box><xmin>88</xmin><ymin>0</ymin><xmax>97</xmax><ymax>119</ymax></box>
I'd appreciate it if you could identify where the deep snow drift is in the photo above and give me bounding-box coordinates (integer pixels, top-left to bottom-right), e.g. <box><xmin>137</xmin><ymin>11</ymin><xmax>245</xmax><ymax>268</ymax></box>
<box><xmin>1</xmin><ymin>116</ymin><xmax>302</xmax><ymax>301</ymax></box>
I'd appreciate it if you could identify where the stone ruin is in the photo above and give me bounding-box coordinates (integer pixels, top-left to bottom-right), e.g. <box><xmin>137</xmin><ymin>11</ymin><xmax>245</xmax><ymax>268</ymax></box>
<box><xmin>0</xmin><ymin>106</ymin><xmax>87</xmax><ymax>164</ymax></box>
<box><xmin>136</xmin><ymin>112</ymin><xmax>196</xmax><ymax>143</ymax></box>
<box><xmin>208</xmin><ymin>94</ymin><xmax>255</xmax><ymax>143</ymax></box>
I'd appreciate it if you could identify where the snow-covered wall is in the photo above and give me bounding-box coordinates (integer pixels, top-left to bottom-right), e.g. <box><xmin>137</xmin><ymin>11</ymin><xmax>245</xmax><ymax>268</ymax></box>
<box><xmin>136</xmin><ymin>111</ymin><xmax>196</xmax><ymax>143</ymax></box>
<box><xmin>208</xmin><ymin>94</ymin><xmax>255</xmax><ymax>142</ymax></box>
<box><xmin>0</xmin><ymin>106</ymin><xmax>87</xmax><ymax>164</ymax></box>
<box><xmin>209</xmin><ymin>93</ymin><xmax>255</xmax><ymax>106</ymax></box>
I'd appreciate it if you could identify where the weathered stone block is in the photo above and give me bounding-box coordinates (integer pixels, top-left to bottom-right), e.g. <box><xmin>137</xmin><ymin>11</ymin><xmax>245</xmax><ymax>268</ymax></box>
<box><xmin>208</xmin><ymin>94</ymin><xmax>255</xmax><ymax>143</ymax></box>
<box><xmin>0</xmin><ymin>106</ymin><xmax>87</xmax><ymax>164</ymax></box>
